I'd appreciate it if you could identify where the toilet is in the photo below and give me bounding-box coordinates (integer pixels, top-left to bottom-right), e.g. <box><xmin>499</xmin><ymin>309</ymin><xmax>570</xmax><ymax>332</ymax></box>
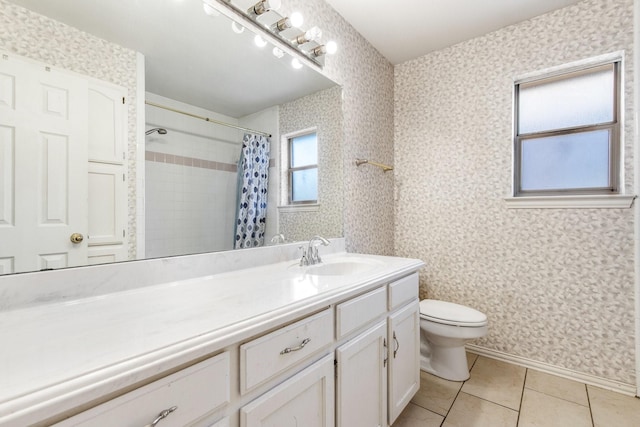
<box><xmin>419</xmin><ymin>299</ymin><xmax>488</xmax><ymax>381</ymax></box>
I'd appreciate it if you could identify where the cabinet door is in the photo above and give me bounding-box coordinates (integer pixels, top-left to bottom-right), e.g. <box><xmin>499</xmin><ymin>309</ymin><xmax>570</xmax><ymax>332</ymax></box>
<box><xmin>388</xmin><ymin>301</ymin><xmax>420</xmax><ymax>424</ymax></box>
<box><xmin>241</xmin><ymin>354</ymin><xmax>334</xmax><ymax>427</ymax></box>
<box><xmin>336</xmin><ymin>321</ymin><xmax>387</xmax><ymax>427</ymax></box>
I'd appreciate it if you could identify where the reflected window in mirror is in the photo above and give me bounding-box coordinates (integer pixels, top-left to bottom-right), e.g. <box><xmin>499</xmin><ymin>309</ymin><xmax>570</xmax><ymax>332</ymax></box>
<box><xmin>286</xmin><ymin>130</ymin><xmax>318</xmax><ymax>204</ymax></box>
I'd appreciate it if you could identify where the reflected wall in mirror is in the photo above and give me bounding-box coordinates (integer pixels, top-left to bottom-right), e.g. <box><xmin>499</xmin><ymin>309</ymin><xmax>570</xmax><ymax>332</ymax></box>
<box><xmin>0</xmin><ymin>0</ymin><xmax>343</xmax><ymax>275</ymax></box>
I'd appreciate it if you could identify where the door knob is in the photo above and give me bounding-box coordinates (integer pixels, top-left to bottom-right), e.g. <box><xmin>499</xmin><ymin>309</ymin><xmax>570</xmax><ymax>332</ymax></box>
<box><xmin>70</xmin><ymin>233</ymin><xmax>84</xmax><ymax>244</ymax></box>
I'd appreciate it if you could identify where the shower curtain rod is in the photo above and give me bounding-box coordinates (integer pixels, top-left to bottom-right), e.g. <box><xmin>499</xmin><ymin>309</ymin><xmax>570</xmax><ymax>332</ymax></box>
<box><xmin>145</xmin><ymin>101</ymin><xmax>272</xmax><ymax>138</ymax></box>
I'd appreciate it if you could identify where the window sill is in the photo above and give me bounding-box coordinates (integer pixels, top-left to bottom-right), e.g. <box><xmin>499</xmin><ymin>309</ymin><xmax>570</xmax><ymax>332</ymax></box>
<box><xmin>504</xmin><ymin>194</ymin><xmax>636</xmax><ymax>209</ymax></box>
<box><xmin>278</xmin><ymin>204</ymin><xmax>320</xmax><ymax>213</ymax></box>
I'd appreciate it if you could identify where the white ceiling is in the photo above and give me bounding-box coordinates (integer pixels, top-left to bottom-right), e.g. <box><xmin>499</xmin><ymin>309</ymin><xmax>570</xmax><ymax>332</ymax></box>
<box><xmin>324</xmin><ymin>0</ymin><xmax>584</xmax><ymax>64</ymax></box>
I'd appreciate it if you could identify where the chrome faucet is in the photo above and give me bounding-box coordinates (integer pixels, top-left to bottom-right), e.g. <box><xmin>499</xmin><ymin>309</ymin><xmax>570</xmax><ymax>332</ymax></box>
<box><xmin>307</xmin><ymin>235</ymin><xmax>330</xmax><ymax>265</ymax></box>
<box><xmin>298</xmin><ymin>246</ymin><xmax>309</xmax><ymax>266</ymax></box>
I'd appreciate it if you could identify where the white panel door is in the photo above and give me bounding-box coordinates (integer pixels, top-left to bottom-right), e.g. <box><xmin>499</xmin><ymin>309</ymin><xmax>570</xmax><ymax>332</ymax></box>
<box><xmin>0</xmin><ymin>53</ymin><xmax>88</xmax><ymax>273</ymax></box>
<box><xmin>87</xmin><ymin>80</ymin><xmax>128</xmax><ymax>262</ymax></box>
<box><xmin>87</xmin><ymin>162</ymin><xmax>126</xmax><ymax>249</ymax></box>
<box><xmin>336</xmin><ymin>321</ymin><xmax>387</xmax><ymax>427</ymax></box>
<box><xmin>88</xmin><ymin>82</ymin><xmax>126</xmax><ymax>164</ymax></box>
<box><xmin>388</xmin><ymin>301</ymin><xmax>420</xmax><ymax>424</ymax></box>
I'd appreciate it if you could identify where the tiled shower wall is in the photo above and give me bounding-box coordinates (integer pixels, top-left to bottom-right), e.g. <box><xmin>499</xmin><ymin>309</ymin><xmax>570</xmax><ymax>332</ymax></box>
<box><xmin>0</xmin><ymin>0</ymin><xmax>139</xmax><ymax>258</ymax></box>
<box><xmin>145</xmin><ymin>94</ymin><xmax>242</xmax><ymax>257</ymax></box>
<box><xmin>394</xmin><ymin>0</ymin><xmax>636</xmax><ymax>385</ymax></box>
<box><xmin>281</xmin><ymin>0</ymin><xmax>396</xmax><ymax>255</ymax></box>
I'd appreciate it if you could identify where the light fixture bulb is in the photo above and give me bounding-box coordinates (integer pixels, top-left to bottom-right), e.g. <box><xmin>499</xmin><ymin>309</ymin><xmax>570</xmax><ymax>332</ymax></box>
<box><xmin>304</xmin><ymin>26</ymin><xmax>322</xmax><ymax>43</ymax></box>
<box><xmin>325</xmin><ymin>40</ymin><xmax>338</xmax><ymax>55</ymax></box>
<box><xmin>291</xmin><ymin>58</ymin><xmax>303</xmax><ymax>69</ymax></box>
<box><xmin>254</xmin><ymin>35</ymin><xmax>268</xmax><ymax>48</ymax></box>
<box><xmin>293</xmin><ymin>26</ymin><xmax>323</xmax><ymax>45</ymax></box>
<box><xmin>202</xmin><ymin>1</ymin><xmax>219</xmax><ymax>16</ymax></box>
<box><xmin>290</xmin><ymin>12</ymin><xmax>304</xmax><ymax>28</ymax></box>
<box><xmin>231</xmin><ymin>21</ymin><xmax>245</xmax><ymax>34</ymax></box>
<box><xmin>268</xmin><ymin>0</ymin><xmax>282</xmax><ymax>11</ymax></box>
<box><xmin>272</xmin><ymin>47</ymin><xmax>284</xmax><ymax>58</ymax></box>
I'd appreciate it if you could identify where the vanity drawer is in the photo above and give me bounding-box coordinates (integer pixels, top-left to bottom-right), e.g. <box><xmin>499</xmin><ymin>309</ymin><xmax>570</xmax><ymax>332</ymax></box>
<box><xmin>336</xmin><ymin>286</ymin><xmax>387</xmax><ymax>339</ymax></box>
<box><xmin>389</xmin><ymin>272</ymin><xmax>419</xmax><ymax>310</ymax></box>
<box><xmin>210</xmin><ymin>416</ymin><xmax>230</xmax><ymax>427</ymax></box>
<box><xmin>240</xmin><ymin>308</ymin><xmax>333</xmax><ymax>394</ymax></box>
<box><xmin>54</xmin><ymin>352</ymin><xmax>230</xmax><ymax>427</ymax></box>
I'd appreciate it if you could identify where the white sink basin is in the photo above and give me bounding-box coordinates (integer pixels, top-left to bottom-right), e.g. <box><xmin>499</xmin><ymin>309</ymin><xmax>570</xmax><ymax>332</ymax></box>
<box><xmin>290</xmin><ymin>257</ymin><xmax>382</xmax><ymax>276</ymax></box>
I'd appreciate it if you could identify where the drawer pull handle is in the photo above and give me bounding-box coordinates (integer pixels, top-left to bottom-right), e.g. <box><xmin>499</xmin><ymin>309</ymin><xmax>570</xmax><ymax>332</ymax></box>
<box><xmin>393</xmin><ymin>331</ymin><xmax>400</xmax><ymax>358</ymax></box>
<box><xmin>280</xmin><ymin>338</ymin><xmax>311</xmax><ymax>354</ymax></box>
<box><xmin>149</xmin><ymin>406</ymin><xmax>178</xmax><ymax>427</ymax></box>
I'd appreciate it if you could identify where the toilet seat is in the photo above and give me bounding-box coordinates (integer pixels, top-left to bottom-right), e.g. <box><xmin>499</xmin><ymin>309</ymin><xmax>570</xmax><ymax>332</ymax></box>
<box><xmin>420</xmin><ymin>299</ymin><xmax>487</xmax><ymax>327</ymax></box>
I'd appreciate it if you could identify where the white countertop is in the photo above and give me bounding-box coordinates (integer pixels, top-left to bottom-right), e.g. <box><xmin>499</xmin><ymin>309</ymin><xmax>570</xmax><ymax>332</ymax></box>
<box><xmin>0</xmin><ymin>252</ymin><xmax>423</xmax><ymax>426</ymax></box>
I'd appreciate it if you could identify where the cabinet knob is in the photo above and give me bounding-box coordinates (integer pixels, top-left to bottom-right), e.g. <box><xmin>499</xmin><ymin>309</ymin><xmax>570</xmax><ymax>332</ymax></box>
<box><xmin>148</xmin><ymin>406</ymin><xmax>177</xmax><ymax>427</ymax></box>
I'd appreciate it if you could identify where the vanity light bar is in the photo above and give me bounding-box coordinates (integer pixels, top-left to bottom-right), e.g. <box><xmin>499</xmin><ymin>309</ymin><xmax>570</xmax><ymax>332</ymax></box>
<box><xmin>207</xmin><ymin>0</ymin><xmax>335</xmax><ymax>69</ymax></box>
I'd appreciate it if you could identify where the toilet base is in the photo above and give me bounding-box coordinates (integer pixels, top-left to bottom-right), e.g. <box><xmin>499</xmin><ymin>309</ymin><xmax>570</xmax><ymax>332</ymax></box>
<box><xmin>420</xmin><ymin>339</ymin><xmax>470</xmax><ymax>382</ymax></box>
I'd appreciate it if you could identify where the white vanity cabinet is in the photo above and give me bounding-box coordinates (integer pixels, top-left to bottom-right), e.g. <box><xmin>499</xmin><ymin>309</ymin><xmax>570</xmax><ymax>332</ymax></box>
<box><xmin>335</xmin><ymin>272</ymin><xmax>420</xmax><ymax>427</ymax></box>
<box><xmin>4</xmin><ymin>255</ymin><xmax>423</xmax><ymax>427</ymax></box>
<box><xmin>239</xmin><ymin>308</ymin><xmax>335</xmax><ymax>427</ymax></box>
<box><xmin>238</xmin><ymin>272</ymin><xmax>419</xmax><ymax>427</ymax></box>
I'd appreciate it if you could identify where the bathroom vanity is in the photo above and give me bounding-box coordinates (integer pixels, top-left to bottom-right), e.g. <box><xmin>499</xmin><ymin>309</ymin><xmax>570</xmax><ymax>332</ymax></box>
<box><xmin>0</xmin><ymin>243</ymin><xmax>423</xmax><ymax>427</ymax></box>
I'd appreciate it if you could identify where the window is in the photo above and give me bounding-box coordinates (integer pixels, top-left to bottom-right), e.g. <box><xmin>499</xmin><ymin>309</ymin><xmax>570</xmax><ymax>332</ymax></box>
<box><xmin>287</xmin><ymin>131</ymin><xmax>318</xmax><ymax>204</ymax></box>
<box><xmin>514</xmin><ymin>61</ymin><xmax>620</xmax><ymax>197</ymax></box>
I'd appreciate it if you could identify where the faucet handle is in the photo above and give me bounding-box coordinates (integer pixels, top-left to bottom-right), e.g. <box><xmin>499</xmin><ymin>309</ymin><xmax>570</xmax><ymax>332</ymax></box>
<box><xmin>270</xmin><ymin>233</ymin><xmax>286</xmax><ymax>244</ymax></box>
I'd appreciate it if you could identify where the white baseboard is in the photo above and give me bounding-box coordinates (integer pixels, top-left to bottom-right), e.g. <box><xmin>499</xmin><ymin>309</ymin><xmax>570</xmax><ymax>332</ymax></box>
<box><xmin>466</xmin><ymin>344</ymin><xmax>637</xmax><ymax>397</ymax></box>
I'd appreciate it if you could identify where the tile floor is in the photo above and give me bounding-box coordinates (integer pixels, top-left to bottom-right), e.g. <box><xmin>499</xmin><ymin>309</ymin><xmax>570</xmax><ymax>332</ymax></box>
<box><xmin>393</xmin><ymin>353</ymin><xmax>640</xmax><ymax>427</ymax></box>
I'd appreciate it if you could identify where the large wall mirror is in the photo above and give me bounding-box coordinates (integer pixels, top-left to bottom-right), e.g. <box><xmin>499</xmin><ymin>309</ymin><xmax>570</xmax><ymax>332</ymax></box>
<box><xmin>0</xmin><ymin>0</ymin><xmax>344</xmax><ymax>275</ymax></box>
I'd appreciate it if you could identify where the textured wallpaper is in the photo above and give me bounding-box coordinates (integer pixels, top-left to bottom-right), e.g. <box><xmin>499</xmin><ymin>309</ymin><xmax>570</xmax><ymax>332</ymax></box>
<box><xmin>394</xmin><ymin>0</ymin><xmax>635</xmax><ymax>385</ymax></box>
<box><xmin>279</xmin><ymin>85</ymin><xmax>344</xmax><ymax>242</ymax></box>
<box><xmin>281</xmin><ymin>0</ymin><xmax>396</xmax><ymax>255</ymax></box>
<box><xmin>0</xmin><ymin>0</ymin><xmax>139</xmax><ymax>258</ymax></box>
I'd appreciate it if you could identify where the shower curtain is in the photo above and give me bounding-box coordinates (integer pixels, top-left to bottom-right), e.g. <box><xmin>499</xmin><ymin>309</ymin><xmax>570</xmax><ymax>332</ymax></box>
<box><xmin>234</xmin><ymin>133</ymin><xmax>270</xmax><ymax>249</ymax></box>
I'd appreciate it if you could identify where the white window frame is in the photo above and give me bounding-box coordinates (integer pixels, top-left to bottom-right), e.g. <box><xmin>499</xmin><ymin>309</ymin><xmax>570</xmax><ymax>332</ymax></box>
<box><xmin>505</xmin><ymin>52</ymin><xmax>634</xmax><ymax>209</ymax></box>
<box><xmin>279</xmin><ymin>127</ymin><xmax>319</xmax><ymax>210</ymax></box>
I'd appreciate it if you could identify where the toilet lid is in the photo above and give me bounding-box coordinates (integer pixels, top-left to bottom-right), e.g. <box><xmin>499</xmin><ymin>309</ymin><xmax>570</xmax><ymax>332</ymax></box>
<box><xmin>420</xmin><ymin>299</ymin><xmax>487</xmax><ymax>327</ymax></box>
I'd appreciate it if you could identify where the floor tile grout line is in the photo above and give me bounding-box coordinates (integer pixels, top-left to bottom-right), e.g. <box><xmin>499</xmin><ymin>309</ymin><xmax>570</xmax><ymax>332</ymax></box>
<box><xmin>585</xmin><ymin>384</ymin><xmax>595</xmax><ymax>427</ymax></box>
<box><xmin>439</xmin><ymin>357</ymin><xmax>475</xmax><ymax>426</ymax></box>
<box><xmin>515</xmin><ymin>368</ymin><xmax>528</xmax><ymax>426</ymax></box>
<box><xmin>460</xmin><ymin>390</ymin><xmax>522</xmax><ymax>413</ymax></box>
<box><xmin>445</xmin><ymin>380</ymin><xmax>465</xmax><ymax>419</ymax></box>
<box><xmin>523</xmin><ymin>384</ymin><xmax>591</xmax><ymax>408</ymax></box>
<box><xmin>406</xmin><ymin>402</ymin><xmax>447</xmax><ymax>423</ymax></box>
